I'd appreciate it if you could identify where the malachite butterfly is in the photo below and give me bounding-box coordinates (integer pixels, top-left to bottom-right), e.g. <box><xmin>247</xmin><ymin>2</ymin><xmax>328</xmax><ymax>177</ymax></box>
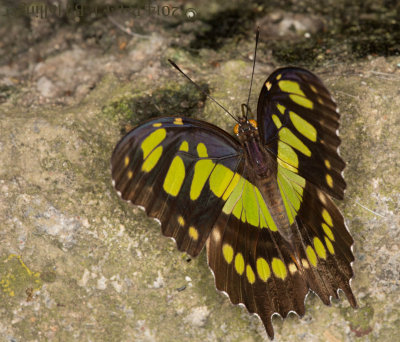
<box><xmin>111</xmin><ymin>39</ymin><xmax>357</xmax><ymax>338</ymax></box>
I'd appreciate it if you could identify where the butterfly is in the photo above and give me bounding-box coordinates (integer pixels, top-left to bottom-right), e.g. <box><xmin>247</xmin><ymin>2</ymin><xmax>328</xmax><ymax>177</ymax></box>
<box><xmin>111</xmin><ymin>43</ymin><xmax>357</xmax><ymax>338</ymax></box>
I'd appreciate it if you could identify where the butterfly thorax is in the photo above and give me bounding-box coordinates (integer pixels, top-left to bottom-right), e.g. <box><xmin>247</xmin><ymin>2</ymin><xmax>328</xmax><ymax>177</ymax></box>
<box><xmin>235</xmin><ymin>116</ymin><xmax>294</xmax><ymax>242</ymax></box>
<box><xmin>236</xmin><ymin>118</ymin><xmax>271</xmax><ymax>178</ymax></box>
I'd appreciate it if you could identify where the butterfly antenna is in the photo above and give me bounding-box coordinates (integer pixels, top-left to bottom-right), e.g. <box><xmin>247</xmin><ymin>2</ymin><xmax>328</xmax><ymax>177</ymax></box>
<box><xmin>168</xmin><ymin>59</ymin><xmax>239</xmax><ymax>123</ymax></box>
<box><xmin>245</xmin><ymin>26</ymin><xmax>260</xmax><ymax>120</ymax></box>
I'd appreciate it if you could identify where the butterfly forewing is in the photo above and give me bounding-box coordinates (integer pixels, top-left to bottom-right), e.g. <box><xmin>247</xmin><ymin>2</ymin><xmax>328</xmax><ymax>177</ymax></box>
<box><xmin>111</xmin><ymin>116</ymin><xmax>244</xmax><ymax>257</ymax></box>
<box><xmin>257</xmin><ymin>67</ymin><xmax>346</xmax><ymax>200</ymax></box>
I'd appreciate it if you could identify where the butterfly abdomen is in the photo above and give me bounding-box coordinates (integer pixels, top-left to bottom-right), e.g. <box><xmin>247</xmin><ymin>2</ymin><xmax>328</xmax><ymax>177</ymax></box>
<box><xmin>241</xmin><ymin>127</ymin><xmax>293</xmax><ymax>242</ymax></box>
<box><xmin>255</xmin><ymin>171</ymin><xmax>294</xmax><ymax>243</ymax></box>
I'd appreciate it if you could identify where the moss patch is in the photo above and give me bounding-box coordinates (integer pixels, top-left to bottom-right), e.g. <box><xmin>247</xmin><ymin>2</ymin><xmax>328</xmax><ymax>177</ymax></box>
<box><xmin>102</xmin><ymin>80</ymin><xmax>207</xmax><ymax>132</ymax></box>
<box><xmin>342</xmin><ymin>304</ymin><xmax>374</xmax><ymax>337</ymax></box>
<box><xmin>0</xmin><ymin>254</ymin><xmax>42</xmax><ymax>299</ymax></box>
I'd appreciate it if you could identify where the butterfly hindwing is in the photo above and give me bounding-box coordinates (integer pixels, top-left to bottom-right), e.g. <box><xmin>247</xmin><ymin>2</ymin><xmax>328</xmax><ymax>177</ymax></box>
<box><xmin>206</xmin><ymin>157</ymin><xmax>356</xmax><ymax>339</ymax></box>
<box><xmin>257</xmin><ymin>67</ymin><xmax>346</xmax><ymax>199</ymax></box>
<box><xmin>207</xmin><ymin>165</ymin><xmax>310</xmax><ymax>338</ymax></box>
<box><xmin>292</xmin><ymin>181</ymin><xmax>357</xmax><ymax>307</ymax></box>
<box><xmin>111</xmin><ymin>116</ymin><xmax>244</xmax><ymax>257</ymax></box>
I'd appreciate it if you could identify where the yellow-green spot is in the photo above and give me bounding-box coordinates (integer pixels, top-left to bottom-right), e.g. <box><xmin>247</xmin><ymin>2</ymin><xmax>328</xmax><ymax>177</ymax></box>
<box><xmin>278</xmin><ymin>141</ymin><xmax>299</xmax><ymax>169</ymax></box>
<box><xmin>279</xmin><ymin>80</ymin><xmax>305</xmax><ymax>96</ymax></box>
<box><xmin>124</xmin><ymin>156</ymin><xmax>129</xmax><ymax>167</ymax></box>
<box><xmin>324</xmin><ymin>159</ymin><xmax>331</xmax><ymax>169</ymax></box>
<box><xmin>310</xmin><ymin>85</ymin><xmax>317</xmax><ymax>93</ymax></box>
<box><xmin>322</xmin><ymin>223</ymin><xmax>334</xmax><ymax>241</ymax></box>
<box><xmin>313</xmin><ymin>237</ymin><xmax>327</xmax><ymax>259</ymax></box>
<box><xmin>222</xmin><ymin>177</ymin><xmax>264</xmax><ymax>228</ymax></box>
<box><xmin>209</xmin><ymin>164</ymin><xmax>234</xmax><ymax>198</ymax></box>
<box><xmin>152</xmin><ymin>123</ymin><xmax>162</xmax><ymax>127</ymax></box>
<box><xmin>222</xmin><ymin>176</ymin><xmax>278</xmax><ymax>230</ymax></box>
<box><xmin>190</xmin><ymin>159</ymin><xmax>214</xmax><ymax>200</ymax></box>
<box><xmin>197</xmin><ymin>143</ymin><xmax>208</xmax><ymax>157</ymax></box>
<box><xmin>290</xmin><ymin>111</ymin><xmax>317</xmax><ymax>142</ymax></box>
<box><xmin>278</xmin><ymin>171</ymin><xmax>301</xmax><ymax>211</ymax></box>
<box><xmin>288</xmin><ymin>263</ymin><xmax>297</xmax><ymax>274</ymax></box>
<box><xmin>179</xmin><ymin>141</ymin><xmax>189</xmax><ymax>152</ymax></box>
<box><xmin>271</xmin><ymin>258</ymin><xmax>287</xmax><ymax>280</ymax></box>
<box><xmin>234</xmin><ymin>253</ymin><xmax>245</xmax><ymax>275</ymax></box>
<box><xmin>240</xmin><ymin>205</ymin><xmax>246</xmax><ymax>223</ymax></box>
<box><xmin>322</xmin><ymin>209</ymin><xmax>333</xmax><ymax>227</ymax></box>
<box><xmin>163</xmin><ymin>155</ymin><xmax>185</xmax><ymax>196</ymax></box>
<box><xmin>278</xmin><ymin>165</ymin><xmax>305</xmax><ymax>192</ymax></box>
<box><xmin>325</xmin><ymin>236</ymin><xmax>335</xmax><ymax>254</ymax></box>
<box><xmin>178</xmin><ymin>215</ymin><xmax>185</xmax><ymax>226</ymax></box>
<box><xmin>259</xmin><ymin>213</ymin><xmax>267</xmax><ymax>229</ymax></box>
<box><xmin>306</xmin><ymin>246</ymin><xmax>317</xmax><ymax>267</ymax></box>
<box><xmin>127</xmin><ymin>170</ymin><xmax>133</xmax><ymax>179</ymax></box>
<box><xmin>326</xmin><ymin>174</ymin><xmax>333</xmax><ymax>188</ymax></box>
<box><xmin>242</xmin><ymin>181</ymin><xmax>259</xmax><ymax>227</ymax></box>
<box><xmin>222</xmin><ymin>244</ymin><xmax>234</xmax><ymax>264</ymax></box>
<box><xmin>222</xmin><ymin>173</ymin><xmax>241</xmax><ymax>201</ymax></box>
<box><xmin>277</xmin><ymin>103</ymin><xmax>286</xmax><ymax>115</ymax></box>
<box><xmin>277</xmin><ymin>158</ymin><xmax>298</xmax><ymax>173</ymax></box>
<box><xmin>279</xmin><ymin>127</ymin><xmax>311</xmax><ymax>157</ymax></box>
<box><xmin>189</xmin><ymin>226</ymin><xmax>199</xmax><ymax>241</ymax></box>
<box><xmin>272</xmin><ymin>114</ymin><xmax>282</xmax><ymax>129</ymax></box>
<box><xmin>265</xmin><ymin>81</ymin><xmax>272</xmax><ymax>90</ymax></box>
<box><xmin>173</xmin><ymin>117</ymin><xmax>183</xmax><ymax>125</ymax></box>
<box><xmin>141</xmin><ymin>128</ymin><xmax>166</xmax><ymax>159</ymax></box>
<box><xmin>142</xmin><ymin>146</ymin><xmax>163</xmax><ymax>172</ymax></box>
<box><xmin>278</xmin><ymin>179</ymin><xmax>295</xmax><ymax>225</ymax></box>
<box><xmin>232</xmin><ymin>197</ymin><xmax>243</xmax><ymax>219</ymax></box>
<box><xmin>290</xmin><ymin>94</ymin><xmax>314</xmax><ymax>109</ymax></box>
<box><xmin>246</xmin><ymin>265</ymin><xmax>256</xmax><ymax>284</ymax></box>
<box><xmin>276</xmin><ymin>74</ymin><xmax>282</xmax><ymax>80</ymax></box>
<box><xmin>256</xmin><ymin>258</ymin><xmax>271</xmax><ymax>281</ymax></box>
<box><xmin>222</xmin><ymin>177</ymin><xmax>245</xmax><ymax>215</ymax></box>
<box><xmin>255</xmin><ymin>187</ymin><xmax>277</xmax><ymax>231</ymax></box>
<box><xmin>292</xmin><ymin>182</ymin><xmax>304</xmax><ymax>199</ymax></box>
<box><xmin>302</xmin><ymin>258</ymin><xmax>310</xmax><ymax>269</ymax></box>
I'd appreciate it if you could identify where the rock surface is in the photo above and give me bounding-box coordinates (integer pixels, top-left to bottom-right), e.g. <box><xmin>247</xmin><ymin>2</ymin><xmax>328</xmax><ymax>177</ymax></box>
<box><xmin>0</xmin><ymin>1</ymin><xmax>399</xmax><ymax>341</ymax></box>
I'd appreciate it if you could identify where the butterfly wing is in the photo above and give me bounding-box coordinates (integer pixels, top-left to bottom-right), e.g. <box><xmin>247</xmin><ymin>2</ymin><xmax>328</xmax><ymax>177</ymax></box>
<box><xmin>257</xmin><ymin>67</ymin><xmax>345</xmax><ymax>199</ymax></box>
<box><xmin>111</xmin><ymin>116</ymin><xmax>244</xmax><ymax>257</ymax></box>
<box><xmin>206</xmin><ymin>160</ymin><xmax>357</xmax><ymax>339</ymax></box>
<box><xmin>206</xmin><ymin>161</ymin><xmax>310</xmax><ymax>338</ymax></box>
<box><xmin>252</xmin><ymin>67</ymin><xmax>357</xmax><ymax>333</ymax></box>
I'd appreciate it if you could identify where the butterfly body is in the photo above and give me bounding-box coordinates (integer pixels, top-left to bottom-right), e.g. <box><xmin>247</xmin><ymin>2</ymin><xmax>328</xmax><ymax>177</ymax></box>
<box><xmin>111</xmin><ymin>66</ymin><xmax>356</xmax><ymax>339</ymax></box>
<box><xmin>237</xmin><ymin>119</ymin><xmax>294</xmax><ymax>244</ymax></box>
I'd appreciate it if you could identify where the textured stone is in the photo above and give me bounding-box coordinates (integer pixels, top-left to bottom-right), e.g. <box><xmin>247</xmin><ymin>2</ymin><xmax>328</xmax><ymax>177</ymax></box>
<box><xmin>0</xmin><ymin>1</ymin><xmax>399</xmax><ymax>341</ymax></box>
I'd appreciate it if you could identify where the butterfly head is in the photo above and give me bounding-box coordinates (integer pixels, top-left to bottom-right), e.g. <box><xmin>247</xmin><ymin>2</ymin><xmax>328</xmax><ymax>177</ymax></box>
<box><xmin>233</xmin><ymin>103</ymin><xmax>258</xmax><ymax>138</ymax></box>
